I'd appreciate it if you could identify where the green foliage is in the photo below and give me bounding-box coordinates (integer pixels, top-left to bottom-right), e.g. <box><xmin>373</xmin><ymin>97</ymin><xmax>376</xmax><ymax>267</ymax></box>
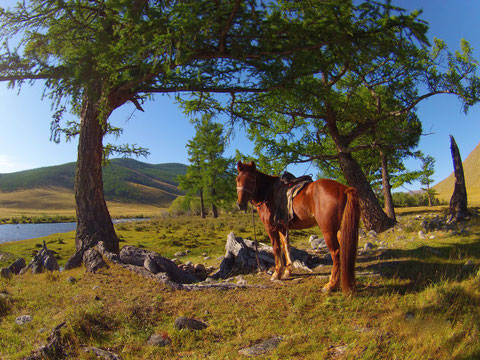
<box><xmin>178</xmin><ymin>115</ymin><xmax>236</xmax><ymax>216</ymax></box>
<box><xmin>392</xmin><ymin>191</ymin><xmax>444</xmax><ymax>207</ymax></box>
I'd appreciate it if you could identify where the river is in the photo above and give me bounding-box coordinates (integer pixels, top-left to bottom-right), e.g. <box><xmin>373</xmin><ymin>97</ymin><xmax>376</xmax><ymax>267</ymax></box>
<box><xmin>0</xmin><ymin>218</ymin><xmax>148</xmax><ymax>244</ymax></box>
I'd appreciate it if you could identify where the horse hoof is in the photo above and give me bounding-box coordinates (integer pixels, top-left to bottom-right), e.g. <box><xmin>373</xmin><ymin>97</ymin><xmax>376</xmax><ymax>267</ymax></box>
<box><xmin>322</xmin><ymin>284</ymin><xmax>333</xmax><ymax>294</ymax></box>
<box><xmin>270</xmin><ymin>273</ymin><xmax>281</xmax><ymax>281</ymax></box>
<box><xmin>282</xmin><ymin>269</ymin><xmax>292</xmax><ymax>278</ymax></box>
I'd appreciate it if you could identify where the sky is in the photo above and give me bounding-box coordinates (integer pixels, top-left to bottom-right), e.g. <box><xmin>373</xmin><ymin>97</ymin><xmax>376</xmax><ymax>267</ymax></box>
<box><xmin>1</xmin><ymin>1</ymin><xmax>480</xmax><ymax>191</ymax></box>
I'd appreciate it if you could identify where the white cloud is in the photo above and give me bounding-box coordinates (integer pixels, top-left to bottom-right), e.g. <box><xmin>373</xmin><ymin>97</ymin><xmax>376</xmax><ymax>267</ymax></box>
<box><xmin>0</xmin><ymin>155</ymin><xmax>33</xmax><ymax>174</ymax></box>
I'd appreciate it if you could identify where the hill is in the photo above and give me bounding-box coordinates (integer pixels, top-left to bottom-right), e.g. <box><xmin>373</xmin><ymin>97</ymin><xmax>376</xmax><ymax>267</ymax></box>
<box><xmin>0</xmin><ymin>159</ymin><xmax>187</xmax><ymax>209</ymax></box>
<box><xmin>434</xmin><ymin>141</ymin><xmax>480</xmax><ymax>205</ymax></box>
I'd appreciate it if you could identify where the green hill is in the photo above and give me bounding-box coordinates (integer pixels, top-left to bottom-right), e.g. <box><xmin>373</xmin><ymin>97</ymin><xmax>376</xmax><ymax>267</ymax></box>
<box><xmin>434</xmin><ymin>141</ymin><xmax>480</xmax><ymax>205</ymax></box>
<box><xmin>0</xmin><ymin>158</ymin><xmax>187</xmax><ymax>207</ymax></box>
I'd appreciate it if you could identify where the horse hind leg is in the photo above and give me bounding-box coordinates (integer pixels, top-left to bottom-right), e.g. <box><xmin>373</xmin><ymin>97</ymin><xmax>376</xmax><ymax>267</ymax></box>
<box><xmin>321</xmin><ymin>230</ymin><xmax>341</xmax><ymax>293</ymax></box>
<box><xmin>279</xmin><ymin>231</ymin><xmax>293</xmax><ymax>278</ymax></box>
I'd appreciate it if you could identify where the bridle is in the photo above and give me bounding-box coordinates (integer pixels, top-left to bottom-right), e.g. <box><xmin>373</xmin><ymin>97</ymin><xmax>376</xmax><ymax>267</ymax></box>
<box><xmin>236</xmin><ymin>172</ymin><xmax>257</xmax><ymax>204</ymax></box>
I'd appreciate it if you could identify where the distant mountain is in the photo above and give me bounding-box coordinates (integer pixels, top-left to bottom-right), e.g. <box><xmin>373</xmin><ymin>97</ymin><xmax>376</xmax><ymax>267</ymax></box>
<box><xmin>434</xmin><ymin>141</ymin><xmax>480</xmax><ymax>205</ymax></box>
<box><xmin>0</xmin><ymin>158</ymin><xmax>187</xmax><ymax>206</ymax></box>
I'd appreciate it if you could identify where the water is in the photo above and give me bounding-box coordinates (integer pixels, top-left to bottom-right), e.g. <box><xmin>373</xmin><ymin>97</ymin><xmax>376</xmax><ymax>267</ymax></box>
<box><xmin>0</xmin><ymin>218</ymin><xmax>149</xmax><ymax>244</ymax></box>
<box><xmin>0</xmin><ymin>222</ymin><xmax>77</xmax><ymax>244</ymax></box>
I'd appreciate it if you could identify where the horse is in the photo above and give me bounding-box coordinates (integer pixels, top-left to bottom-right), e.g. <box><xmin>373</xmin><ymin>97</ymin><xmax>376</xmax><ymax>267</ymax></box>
<box><xmin>236</xmin><ymin>161</ymin><xmax>361</xmax><ymax>294</ymax></box>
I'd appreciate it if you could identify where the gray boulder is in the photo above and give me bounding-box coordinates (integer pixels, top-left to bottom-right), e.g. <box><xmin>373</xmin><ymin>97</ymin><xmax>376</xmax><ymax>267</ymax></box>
<box><xmin>8</xmin><ymin>258</ymin><xmax>26</xmax><ymax>275</ymax></box>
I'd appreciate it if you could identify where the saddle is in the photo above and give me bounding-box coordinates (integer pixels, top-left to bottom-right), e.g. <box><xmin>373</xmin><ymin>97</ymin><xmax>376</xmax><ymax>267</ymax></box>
<box><xmin>272</xmin><ymin>172</ymin><xmax>313</xmax><ymax>227</ymax></box>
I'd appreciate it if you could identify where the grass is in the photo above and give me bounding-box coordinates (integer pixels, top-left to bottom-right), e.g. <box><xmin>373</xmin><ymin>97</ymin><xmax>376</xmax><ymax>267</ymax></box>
<box><xmin>0</xmin><ymin>210</ymin><xmax>480</xmax><ymax>359</ymax></box>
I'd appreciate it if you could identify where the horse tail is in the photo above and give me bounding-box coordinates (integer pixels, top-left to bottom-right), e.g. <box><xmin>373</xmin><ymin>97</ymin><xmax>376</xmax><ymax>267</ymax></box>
<box><xmin>340</xmin><ymin>187</ymin><xmax>360</xmax><ymax>294</ymax></box>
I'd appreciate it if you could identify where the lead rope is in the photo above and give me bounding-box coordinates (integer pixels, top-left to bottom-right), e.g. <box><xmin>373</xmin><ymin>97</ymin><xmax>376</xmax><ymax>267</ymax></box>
<box><xmin>251</xmin><ymin>203</ymin><xmax>261</xmax><ymax>273</ymax></box>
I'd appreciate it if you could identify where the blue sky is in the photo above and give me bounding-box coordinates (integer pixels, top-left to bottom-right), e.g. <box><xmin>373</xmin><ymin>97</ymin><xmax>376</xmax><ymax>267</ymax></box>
<box><xmin>1</xmin><ymin>1</ymin><xmax>480</xmax><ymax>191</ymax></box>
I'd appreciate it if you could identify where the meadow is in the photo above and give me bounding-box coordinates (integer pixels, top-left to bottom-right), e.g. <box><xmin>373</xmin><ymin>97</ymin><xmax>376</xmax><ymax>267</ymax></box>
<box><xmin>0</xmin><ymin>209</ymin><xmax>479</xmax><ymax>359</ymax></box>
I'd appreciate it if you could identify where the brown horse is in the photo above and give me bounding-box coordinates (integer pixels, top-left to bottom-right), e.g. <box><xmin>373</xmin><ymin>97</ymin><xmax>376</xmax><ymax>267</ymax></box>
<box><xmin>236</xmin><ymin>161</ymin><xmax>361</xmax><ymax>294</ymax></box>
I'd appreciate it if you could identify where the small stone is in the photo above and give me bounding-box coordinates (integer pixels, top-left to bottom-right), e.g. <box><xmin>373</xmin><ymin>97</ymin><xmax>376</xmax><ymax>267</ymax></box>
<box><xmin>185</xmin><ymin>250</ymin><xmax>191</xmax><ymax>254</ymax></box>
<box><xmin>310</xmin><ymin>237</ymin><xmax>326</xmax><ymax>250</ymax></box>
<box><xmin>174</xmin><ymin>252</ymin><xmax>186</xmax><ymax>257</ymax></box>
<box><xmin>66</xmin><ymin>276</ymin><xmax>77</xmax><ymax>284</ymax></box>
<box><xmin>418</xmin><ymin>231</ymin><xmax>426</xmax><ymax>240</ymax></box>
<box><xmin>405</xmin><ymin>311</ymin><xmax>415</xmax><ymax>320</ymax></box>
<box><xmin>0</xmin><ymin>267</ymin><xmax>12</xmax><ymax>279</ymax></box>
<box><xmin>238</xmin><ymin>336</ymin><xmax>284</xmax><ymax>357</ymax></box>
<box><xmin>308</xmin><ymin>235</ymin><xmax>319</xmax><ymax>243</ymax></box>
<box><xmin>429</xmin><ymin>235</ymin><xmax>436</xmax><ymax>240</ymax></box>
<box><xmin>174</xmin><ymin>317</ymin><xmax>208</xmax><ymax>331</ymax></box>
<box><xmin>15</xmin><ymin>315</ymin><xmax>32</xmax><ymax>325</ymax></box>
<box><xmin>147</xmin><ymin>333</ymin><xmax>172</xmax><ymax>347</ymax></box>
<box><xmin>185</xmin><ymin>261</ymin><xmax>193</xmax><ymax>267</ymax></box>
<box><xmin>364</xmin><ymin>242</ymin><xmax>374</xmax><ymax>251</ymax></box>
<box><xmin>38</xmin><ymin>328</ymin><xmax>48</xmax><ymax>334</ymax></box>
<box><xmin>172</xmin><ymin>258</ymin><xmax>181</xmax><ymax>265</ymax></box>
<box><xmin>201</xmin><ymin>253</ymin><xmax>208</xmax><ymax>257</ymax></box>
<box><xmin>92</xmin><ymin>285</ymin><xmax>100</xmax><ymax>290</ymax></box>
<box><xmin>203</xmin><ymin>256</ymin><xmax>211</xmax><ymax>261</ymax></box>
<box><xmin>194</xmin><ymin>264</ymin><xmax>206</xmax><ymax>272</ymax></box>
<box><xmin>367</xmin><ymin>230</ymin><xmax>377</xmax><ymax>238</ymax></box>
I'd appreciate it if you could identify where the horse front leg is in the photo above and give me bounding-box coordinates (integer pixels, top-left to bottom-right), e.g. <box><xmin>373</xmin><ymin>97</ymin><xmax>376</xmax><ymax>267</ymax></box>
<box><xmin>269</xmin><ymin>230</ymin><xmax>285</xmax><ymax>281</ymax></box>
<box><xmin>279</xmin><ymin>231</ymin><xmax>293</xmax><ymax>278</ymax></box>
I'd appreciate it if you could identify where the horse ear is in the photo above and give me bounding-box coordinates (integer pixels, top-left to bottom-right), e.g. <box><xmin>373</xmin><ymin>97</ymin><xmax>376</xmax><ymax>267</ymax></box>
<box><xmin>237</xmin><ymin>160</ymin><xmax>243</xmax><ymax>172</ymax></box>
<box><xmin>248</xmin><ymin>161</ymin><xmax>256</xmax><ymax>170</ymax></box>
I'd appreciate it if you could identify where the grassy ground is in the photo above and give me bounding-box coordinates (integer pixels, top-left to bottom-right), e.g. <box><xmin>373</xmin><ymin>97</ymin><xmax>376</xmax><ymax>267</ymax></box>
<box><xmin>1</xmin><ymin>211</ymin><xmax>480</xmax><ymax>359</ymax></box>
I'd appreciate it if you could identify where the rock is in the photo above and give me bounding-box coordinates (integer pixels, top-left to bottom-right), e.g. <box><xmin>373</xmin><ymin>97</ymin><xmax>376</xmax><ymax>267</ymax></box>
<box><xmin>7</xmin><ymin>258</ymin><xmax>26</xmax><ymax>275</ymax></box>
<box><xmin>323</xmin><ymin>253</ymin><xmax>332</xmax><ymax>262</ymax></box>
<box><xmin>174</xmin><ymin>252</ymin><xmax>186</xmax><ymax>257</ymax></box>
<box><xmin>185</xmin><ymin>261</ymin><xmax>193</xmax><ymax>267</ymax></box>
<box><xmin>418</xmin><ymin>231</ymin><xmax>426</xmax><ymax>240</ymax></box>
<box><xmin>0</xmin><ymin>267</ymin><xmax>12</xmax><ymax>279</ymax></box>
<box><xmin>364</xmin><ymin>242</ymin><xmax>374</xmax><ymax>251</ymax></box>
<box><xmin>194</xmin><ymin>264</ymin><xmax>206</xmax><ymax>272</ymax></box>
<box><xmin>83</xmin><ymin>249</ymin><xmax>108</xmax><ymax>273</ymax></box>
<box><xmin>43</xmin><ymin>254</ymin><xmax>59</xmax><ymax>271</ymax></box>
<box><xmin>405</xmin><ymin>311</ymin><xmax>415</xmax><ymax>320</ymax></box>
<box><xmin>174</xmin><ymin>317</ymin><xmax>208</xmax><ymax>331</ymax></box>
<box><xmin>367</xmin><ymin>230</ymin><xmax>377</xmax><ymax>238</ymax></box>
<box><xmin>238</xmin><ymin>336</ymin><xmax>284</xmax><ymax>357</ymax></box>
<box><xmin>66</xmin><ymin>276</ymin><xmax>77</xmax><ymax>284</ymax></box>
<box><xmin>310</xmin><ymin>237</ymin><xmax>326</xmax><ymax>250</ymax></box>
<box><xmin>147</xmin><ymin>333</ymin><xmax>172</xmax><ymax>347</ymax></box>
<box><xmin>15</xmin><ymin>315</ymin><xmax>32</xmax><ymax>325</ymax></box>
<box><xmin>144</xmin><ymin>255</ymin><xmax>159</xmax><ymax>273</ymax></box>
<box><xmin>83</xmin><ymin>346</ymin><xmax>121</xmax><ymax>360</ymax></box>
<box><xmin>203</xmin><ymin>256</ymin><xmax>211</xmax><ymax>261</ymax></box>
<box><xmin>201</xmin><ymin>253</ymin><xmax>208</xmax><ymax>257</ymax></box>
<box><xmin>358</xmin><ymin>228</ymin><xmax>366</xmax><ymax>238</ymax></box>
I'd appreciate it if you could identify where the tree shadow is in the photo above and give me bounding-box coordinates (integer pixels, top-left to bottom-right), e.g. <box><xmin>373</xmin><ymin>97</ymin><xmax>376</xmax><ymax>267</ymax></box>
<box><xmin>355</xmin><ymin>236</ymin><xmax>480</xmax><ymax>294</ymax></box>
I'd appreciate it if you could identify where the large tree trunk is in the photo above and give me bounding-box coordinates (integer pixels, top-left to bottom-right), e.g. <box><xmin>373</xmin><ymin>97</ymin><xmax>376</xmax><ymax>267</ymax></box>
<box><xmin>338</xmin><ymin>151</ymin><xmax>396</xmax><ymax>232</ymax></box>
<box><xmin>447</xmin><ymin>135</ymin><xmax>470</xmax><ymax>223</ymax></box>
<box><xmin>65</xmin><ymin>95</ymin><xmax>119</xmax><ymax>269</ymax></box>
<box><xmin>379</xmin><ymin>150</ymin><xmax>396</xmax><ymax>221</ymax></box>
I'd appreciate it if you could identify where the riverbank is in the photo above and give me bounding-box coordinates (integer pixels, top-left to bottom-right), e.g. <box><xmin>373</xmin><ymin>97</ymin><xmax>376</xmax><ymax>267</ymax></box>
<box><xmin>0</xmin><ymin>202</ymin><xmax>166</xmax><ymax>224</ymax></box>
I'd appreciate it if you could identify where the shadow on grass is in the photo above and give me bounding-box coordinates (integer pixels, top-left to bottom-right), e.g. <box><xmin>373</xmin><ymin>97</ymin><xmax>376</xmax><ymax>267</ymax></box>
<box><xmin>356</xmin><ymin>236</ymin><xmax>480</xmax><ymax>294</ymax></box>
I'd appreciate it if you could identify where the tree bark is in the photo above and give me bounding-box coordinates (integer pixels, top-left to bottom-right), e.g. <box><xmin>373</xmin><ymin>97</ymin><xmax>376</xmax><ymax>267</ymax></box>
<box><xmin>337</xmin><ymin>151</ymin><xmax>396</xmax><ymax>232</ymax></box>
<box><xmin>199</xmin><ymin>189</ymin><xmax>206</xmax><ymax>218</ymax></box>
<box><xmin>379</xmin><ymin>150</ymin><xmax>396</xmax><ymax>221</ymax></box>
<box><xmin>447</xmin><ymin>135</ymin><xmax>470</xmax><ymax>223</ymax></box>
<box><xmin>67</xmin><ymin>94</ymin><xmax>119</xmax><ymax>267</ymax></box>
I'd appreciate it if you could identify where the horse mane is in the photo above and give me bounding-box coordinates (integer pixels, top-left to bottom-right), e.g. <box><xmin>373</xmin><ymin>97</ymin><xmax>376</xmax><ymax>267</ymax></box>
<box><xmin>251</xmin><ymin>169</ymin><xmax>279</xmax><ymax>205</ymax></box>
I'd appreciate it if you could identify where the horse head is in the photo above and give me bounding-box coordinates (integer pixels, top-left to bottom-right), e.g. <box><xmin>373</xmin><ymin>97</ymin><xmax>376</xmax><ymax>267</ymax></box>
<box><xmin>236</xmin><ymin>161</ymin><xmax>256</xmax><ymax>211</ymax></box>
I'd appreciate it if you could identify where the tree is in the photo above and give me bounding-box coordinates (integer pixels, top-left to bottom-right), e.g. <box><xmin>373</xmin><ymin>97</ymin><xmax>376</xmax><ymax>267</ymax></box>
<box><xmin>179</xmin><ymin>115</ymin><xmax>235</xmax><ymax>218</ymax></box>
<box><xmin>218</xmin><ymin>2</ymin><xmax>480</xmax><ymax>232</ymax></box>
<box><xmin>447</xmin><ymin>135</ymin><xmax>470</xmax><ymax>223</ymax></box>
<box><xmin>418</xmin><ymin>152</ymin><xmax>436</xmax><ymax>207</ymax></box>
<box><xmin>0</xmin><ymin>0</ymin><xmax>334</xmax><ymax>264</ymax></box>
